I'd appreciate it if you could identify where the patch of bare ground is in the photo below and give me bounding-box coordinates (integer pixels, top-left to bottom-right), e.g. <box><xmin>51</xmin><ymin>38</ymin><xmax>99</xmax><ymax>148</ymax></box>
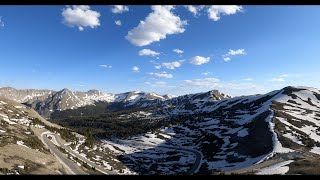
<box><xmin>287</xmin><ymin>157</ymin><xmax>320</xmax><ymax>175</ymax></box>
<box><xmin>0</xmin><ymin>144</ymin><xmax>64</xmax><ymax>174</ymax></box>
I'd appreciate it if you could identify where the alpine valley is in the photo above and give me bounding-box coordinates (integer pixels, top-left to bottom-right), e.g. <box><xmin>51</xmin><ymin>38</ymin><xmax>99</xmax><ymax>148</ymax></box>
<box><xmin>1</xmin><ymin>86</ymin><xmax>320</xmax><ymax>175</ymax></box>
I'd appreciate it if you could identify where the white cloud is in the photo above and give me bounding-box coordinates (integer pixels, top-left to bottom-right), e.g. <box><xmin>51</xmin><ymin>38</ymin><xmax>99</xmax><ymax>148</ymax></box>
<box><xmin>162</xmin><ymin>60</ymin><xmax>185</xmax><ymax>70</ymax></box>
<box><xmin>0</xmin><ymin>17</ymin><xmax>4</xmax><ymax>27</ymax></box>
<box><xmin>183</xmin><ymin>77</ymin><xmax>259</xmax><ymax>90</ymax></box>
<box><xmin>223</xmin><ymin>57</ymin><xmax>231</xmax><ymax>61</ymax></box>
<box><xmin>269</xmin><ymin>74</ymin><xmax>289</xmax><ymax>82</ymax></box>
<box><xmin>138</xmin><ymin>49</ymin><xmax>160</xmax><ymax>57</ymax></box>
<box><xmin>99</xmin><ymin>64</ymin><xmax>112</xmax><ymax>68</ymax></box>
<box><xmin>184</xmin><ymin>5</ymin><xmax>242</xmax><ymax>21</ymax></box>
<box><xmin>132</xmin><ymin>66</ymin><xmax>140</xmax><ymax>72</ymax></box>
<box><xmin>182</xmin><ymin>77</ymin><xmax>263</xmax><ymax>96</ymax></box>
<box><xmin>219</xmin><ymin>82</ymin><xmax>261</xmax><ymax>91</ymax></box>
<box><xmin>184</xmin><ymin>78</ymin><xmax>220</xmax><ymax>88</ymax></box>
<box><xmin>126</xmin><ymin>5</ymin><xmax>187</xmax><ymax>46</ymax></box>
<box><xmin>243</xmin><ymin>78</ymin><xmax>253</xmax><ymax>81</ymax></box>
<box><xmin>115</xmin><ymin>20</ymin><xmax>122</xmax><ymax>26</ymax></box>
<box><xmin>202</xmin><ymin>72</ymin><xmax>211</xmax><ymax>76</ymax></box>
<box><xmin>184</xmin><ymin>5</ymin><xmax>206</xmax><ymax>16</ymax></box>
<box><xmin>227</xmin><ymin>49</ymin><xmax>246</xmax><ymax>56</ymax></box>
<box><xmin>223</xmin><ymin>49</ymin><xmax>246</xmax><ymax>61</ymax></box>
<box><xmin>111</xmin><ymin>5</ymin><xmax>129</xmax><ymax>14</ymax></box>
<box><xmin>207</xmin><ymin>5</ymin><xmax>243</xmax><ymax>21</ymax></box>
<box><xmin>148</xmin><ymin>72</ymin><xmax>173</xmax><ymax>78</ymax></box>
<box><xmin>185</xmin><ymin>5</ymin><xmax>198</xmax><ymax>16</ymax></box>
<box><xmin>62</xmin><ymin>5</ymin><xmax>101</xmax><ymax>31</ymax></box>
<box><xmin>189</xmin><ymin>56</ymin><xmax>210</xmax><ymax>65</ymax></box>
<box><xmin>173</xmin><ymin>49</ymin><xmax>184</xmax><ymax>54</ymax></box>
<box><xmin>155</xmin><ymin>65</ymin><xmax>161</xmax><ymax>69</ymax></box>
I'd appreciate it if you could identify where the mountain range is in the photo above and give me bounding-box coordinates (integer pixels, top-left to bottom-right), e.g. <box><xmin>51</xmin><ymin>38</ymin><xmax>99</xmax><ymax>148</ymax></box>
<box><xmin>0</xmin><ymin>87</ymin><xmax>178</xmax><ymax>118</ymax></box>
<box><xmin>1</xmin><ymin>86</ymin><xmax>320</xmax><ymax>175</ymax></box>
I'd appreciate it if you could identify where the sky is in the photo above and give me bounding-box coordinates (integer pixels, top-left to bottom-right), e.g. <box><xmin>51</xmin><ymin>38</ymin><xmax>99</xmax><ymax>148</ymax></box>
<box><xmin>1</xmin><ymin>5</ymin><xmax>320</xmax><ymax>97</ymax></box>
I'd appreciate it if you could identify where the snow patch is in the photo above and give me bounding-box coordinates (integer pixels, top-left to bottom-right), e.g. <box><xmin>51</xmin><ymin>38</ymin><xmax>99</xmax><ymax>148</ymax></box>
<box><xmin>283</xmin><ymin>133</ymin><xmax>304</xmax><ymax>145</ymax></box>
<box><xmin>256</xmin><ymin>160</ymin><xmax>294</xmax><ymax>175</ymax></box>
<box><xmin>310</xmin><ymin>146</ymin><xmax>320</xmax><ymax>155</ymax></box>
<box><xmin>0</xmin><ymin>101</ymin><xmax>7</xmax><ymax>105</ymax></box>
<box><xmin>237</xmin><ymin>128</ymin><xmax>249</xmax><ymax>137</ymax></box>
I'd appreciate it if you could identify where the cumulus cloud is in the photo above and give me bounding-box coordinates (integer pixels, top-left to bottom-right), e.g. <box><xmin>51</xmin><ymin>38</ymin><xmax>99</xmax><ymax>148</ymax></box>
<box><xmin>62</xmin><ymin>5</ymin><xmax>101</xmax><ymax>31</ymax></box>
<box><xmin>207</xmin><ymin>5</ymin><xmax>243</xmax><ymax>21</ymax></box>
<box><xmin>184</xmin><ymin>5</ymin><xmax>206</xmax><ymax>16</ymax></box>
<box><xmin>139</xmin><ymin>49</ymin><xmax>160</xmax><ymax>57</ymax></box>
<box><xmin>126</xmin><ymin>5</ymin><xmax>187</xmax><ymax>46</ymax></box>
<box><xmin>148</xmin><ymin>72</ymin><xmax>173</xmax><ymax>79</ymax></box>
<box><xmin>0</xmin><ymin>17</ymin><xmax>4</xmax><ymax>27</ymax></box>
<box><xmin>155</xmin><ymin>65</ymin><xmax>162</xmax><ymax>69</ymax></box>
<box><xmin>111</xmin><ymin>5</ymin><xmax>129</xmax><ymax>14</ymax></box>
<box><xmin>189</xmin><ymin>56</ymin><xmax>210</xmax><ymax>65</ymax></box>
<box><xmin>115</xmin><ymin>20</ymin><xmax>122</xmax><ymax>26</ymax></box>
<box><xmin>99</xmin><ymin>64</ymin><xmax>112</xmax><ymax>68</ymax></box>
<box><xmin>223</xmin><ymin>49</ymin><xmax>246</xmax><ymax>61</ymax></box>
<box><xmin>227</xmin><ymin>49</ymin><xmax>246</xmax><ymax>56</ymax></box>
<box><xmin>173</xmin><ymin>49</ymin><xmax>184</xmax><ymax>54</ymax></box>
<box><xmin>185</xmin><ymin>5</ymin><xmax>198</xmax><ymax>16</ymax></box>
<box><xmin>132</xmin><ymin>66</ymin><xmax>140</xmax><ymax>72</ymax></box>
<box><xmin>184</xmin><ymin>5</ymin><xmax>242</xmax><ymax>20</ymax></box>
<box><xmin>162</xmin><ymin>60</ymin><xmax>185</xmax><ymax>70</ymax></box>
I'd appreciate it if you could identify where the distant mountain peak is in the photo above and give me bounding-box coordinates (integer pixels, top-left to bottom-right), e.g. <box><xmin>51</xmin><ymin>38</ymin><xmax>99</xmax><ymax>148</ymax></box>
<box><xmin>127</xmin><ymin>90</ymin><xmax>143</xmax><ymax>94</ymax></box>
<box><xmin>60</xmin><ymin>88</ymin><xmax>70</xmax><ymax>92</ymax></box>
<box><xmin>163</xmin><ymin>94</ymin><xmax>177</xmax><ymax>99</ymax></box>
<box><xmin>87</xmin><ymin>89</ymin><xmax>100</xmax><ymax>94</ymax></box>
<box><xmin>208</xmin><ymin>89</ymin><xmax>232</xmax><ymax>99</ymax></box>
<box><xmin>1</xmin><ymin>86</ymin><xmax>15</xmax><ymax>90</ymax></box>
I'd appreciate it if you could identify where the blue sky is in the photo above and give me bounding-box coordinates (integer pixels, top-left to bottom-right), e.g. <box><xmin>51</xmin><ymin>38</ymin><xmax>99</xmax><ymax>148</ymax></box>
<box><xmin>1</xmin><ymin>5</ymin><xmax>320</xmax><ymax>96</ymax></box>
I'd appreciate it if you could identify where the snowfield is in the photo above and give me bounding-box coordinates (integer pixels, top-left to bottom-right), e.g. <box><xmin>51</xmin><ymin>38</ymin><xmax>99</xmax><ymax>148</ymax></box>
<box><xmin>256</xmin><ymin>160</ymin><xmax>294</xmax><ymax>175</ymax></box>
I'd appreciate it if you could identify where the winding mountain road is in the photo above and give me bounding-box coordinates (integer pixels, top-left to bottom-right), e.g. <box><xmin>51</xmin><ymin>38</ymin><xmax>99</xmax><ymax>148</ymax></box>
<box><xmin>42</xmin><ymin>131</ymin><xmax>202</xmax><ymax>175</ymax></box>
<box><xmin>41</xmin><ymin>132</ymin><xmax>87</xmax><ymax>175</ymax></box>
<box><xmin>159</xmin><ymin>145</ymin><xmax>203</xmax><ymax>174</ymax></box>
<box><xmin>41</xmin><ymin>132</ymin><xmax>118</xmax><ymax>175</ymax></box>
